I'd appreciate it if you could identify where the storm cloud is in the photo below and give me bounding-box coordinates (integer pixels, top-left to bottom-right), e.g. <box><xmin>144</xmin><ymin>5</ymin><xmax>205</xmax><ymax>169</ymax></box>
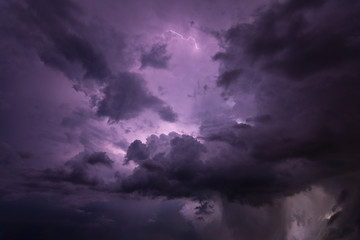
<box><xmin>121</xmin><ymin>132</ymin><xmax>317</xmax><ymax>206</ymax></box>
<box><xmin>118</xmin><ymin>0</ymin><xmax>360</xmax><ymax>202</ymax></box>
<box><xmin>97</xmin><ymin>72</ymin><xmax>178</xmax><ymax>122</ymax></box>
<box><xmin>23</xmin><ymin>151</ymin><xmax>114</xmax><ymax>188</ymax></box>
<box><xmin>2</xmin><ymin>0</ymin><xmax>110</xmax><ymax>82</ymax></box>
<box><xmin>1</xmin><ymin>0</ymin><xmax>359</xmax><ymax>239</ymax></box>
<box><xmin>140</xmin><ymin>43</ymin><xmax>171</xmax><ymax>69</ymax></box>
<box><xmin>1</xmin><ymin>0</ymin><xmax>178</xmax><ymax>123</ymax></box>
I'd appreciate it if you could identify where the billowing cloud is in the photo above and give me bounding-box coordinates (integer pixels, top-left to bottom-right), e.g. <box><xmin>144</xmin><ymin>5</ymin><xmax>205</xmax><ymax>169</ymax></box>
<box><xmin>120</xmin><ymin>132</ymin><xmax>315</xmax><ymax>206</ymax></box>
<box><xmin>119</xmin><ymin>0</ymin><xmax>360</xmax><ymax>220</ymax></box>
<box><xmin>211</xmin><ymin>0</ymin><xmax>360</xmax><ymax>165</ymax></box>
<box><xmin>0</xmin><ymin>0</ymin><xmax>359</xmax><ymax>239</ymax></box>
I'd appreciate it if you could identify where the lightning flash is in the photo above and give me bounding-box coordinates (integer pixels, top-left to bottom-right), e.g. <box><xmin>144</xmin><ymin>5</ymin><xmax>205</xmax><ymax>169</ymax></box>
<box><xmin>164</xmin><ymin>30</ymin><xmax>200</xmax><ymax>50</ymax></box>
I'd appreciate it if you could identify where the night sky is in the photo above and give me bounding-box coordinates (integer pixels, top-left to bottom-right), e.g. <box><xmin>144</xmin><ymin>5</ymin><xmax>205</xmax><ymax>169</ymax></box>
<box><xmin>0</xmin><ymin>0</ymin><xmax>360</xmax><ymax>239</ymax></box>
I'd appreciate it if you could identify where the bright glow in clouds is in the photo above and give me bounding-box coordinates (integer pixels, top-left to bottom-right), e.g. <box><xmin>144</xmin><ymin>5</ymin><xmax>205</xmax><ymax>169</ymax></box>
<box><xmin>132</xmin><ymin>28</ymin><xmax>220</xmax><ymax>143</ymax></box>
<box><xmin>323</xmin><ymin>207</ymin><xmax>342</xmax><ymax>220</ymax></box>
<box><xmin>164</xmin><ymin>30</ymin><xmax>200</xmax><ymax>50</ymax></box>
<box><xmin>235</xmin><ymin>118</ymin><xmax>246</xmax><ymax>124</ymax></box>
<box><xmin>285</xmin><ymin>186</ymin><xmax>336</xmax><ymax>240</ymax></box>
<box><xmin>1</xmin><ymin>0</ymin><xmax>359</xmax><ymax>239</ymax></box>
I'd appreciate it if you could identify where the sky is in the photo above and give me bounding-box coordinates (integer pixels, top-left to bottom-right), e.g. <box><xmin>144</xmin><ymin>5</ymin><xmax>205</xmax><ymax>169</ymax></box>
<box><xmin>0</xmin><ymin>0</ymin><xmax>360</xmax><ymax>239</ymax></box>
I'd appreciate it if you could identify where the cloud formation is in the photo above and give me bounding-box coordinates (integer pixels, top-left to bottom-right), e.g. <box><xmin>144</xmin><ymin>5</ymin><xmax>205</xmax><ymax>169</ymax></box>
<box><xmin>120</xmin><ymin>0</ymin><xmax>360</xmax><ymax>215</ymax></box>
<box><xmin>1</xmin><ymin>0</ymin><xmax>360</xmax><ymax>239</ymax></box>
<box><xmin>121</xmin><ymin>132</ymin><xmax>316</xmax><ymax>206</ymax></box>
<box><xmin>140</xmin><ymin>43</ymin><xmax>171</xmax><ymax>69</ymax></box>
<box><xmin>24</xmin><ymin>151</ymin><xmax>114</xmax><ymax>188</ymax></box>
<box><xmin>1</xmin><ymin>0</ymin><xmax>178</xmax><ymax>123</ymax></box>
<box><xmin>97</xmin><ymin>72</ymin><xmax>178</xmax><ymax>122</ymax></box>
<box><xmin>3</xmin><ymin>0</ymin><xmax>110</xmax><ymax>82</ymax></box>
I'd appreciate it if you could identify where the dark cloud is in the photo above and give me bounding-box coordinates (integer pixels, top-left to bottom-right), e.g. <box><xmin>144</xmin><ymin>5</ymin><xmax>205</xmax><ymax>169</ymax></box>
<box><xmin>140</xmin><ymin>43</ymin><xmax>171</xmax><ymax>69</ymax></box>
<box><xmin>97</xmin><ymin>72</ymin><xmax>178</xmax><ymax>122</ymax></box>
<box><xmin>232</xmin><ymin>123</ymin><xmax>252</xmax><ymax>129</ymax></box>
<box><xmin>1</xmin><ymin>0</ymin><xmax>360</xmax><ymax>238</ymax></box>
<box><xmin>194</xmin><ymin>200</ymin><xmax>214</xmax><ymax>216</ymax></box>
<box><xmin>205</xmin><ymin>0</ymin><xmax>360</xmax><ymax>236</ymax></box>
<box><xmin>0</xmin><ymin>196</ymin><xmax>201</xmax><ymax>240</ymax></box>
<box><xmin>4</xmin><ymin>0</ymin><xmax>110</xmax><ymax>82</ymax></box>
<box><xmin>125</xmin><ymin>140</ymin><xmax>149</xmax><ymax>163</ymax></box>
<box><xmin>66</xmin><ymin>151</ymin><xmax>113</xmax><ymax>169</ymax></box>
<box><xmin>33</xmin><ymin>167</ymin><xmax>100</xmax><ymax>187</ymax></box>
<box><xmin>39</xmin><ymin>34</ymin><xmax>110</xmax><ymax>80</ymax></box>
<box><xmin>203</xmin><ymin>131</ymin><xmax>247</xmax><ymax>149</ymax></box>
<box><xmin>81</xmin><ymin>152</ymin><xmax>113</xmax><ymax>167</ymax></box>
<box><xmin>120</xmin><ymin>133</ymin><xmax>318</xmax><ymax>205</ymax></box>
<box><xmin>221</xmin><ymin>0</ymin><xmax>360</xmax><ymax>80</ymax></box>
<box><xmin>211</xmin><ymin>0</ymin><xmax>360</xmax><ymax>166</ymax></box>
<box><xmin>119</xmin><ymin>0</ymin><xmax>360</xmax><ymax>210</ymax></box>
<box><xmin>216</xmin><ymin>69</ymin><xmax>242</xmax><ymax>88</ymax></box>
<box><xmin>156</xmin><ymin>105</ymin><xmax>178</xmax><ymax>122</ymax></box>
<box><xmin>2</xmin><ymin>0</ymin><xmax>177</xmax><ymax>124</ymax></box>
<box><xmin>24</xmin><ymin>152</ymin><xmax>114</xmax><ymax>188</ymax></box>
<box><xmin>212</xmin><ymin>52</ymin><xmax>234</xmax><ymax>61</ymax></box>
<box><xmin>96</xmin><ymin>73</ymin><xmax>144</xmax><ymax>120</ymax></box>
<box><xmin>121</xmin><ymin>133</ymin><xmax>207</xmax><ymax>198</ymax></box>
<box><xmin>245</xmin><ymin>114</ymin><xmax>271</xmax><ymax>124</ymax></box>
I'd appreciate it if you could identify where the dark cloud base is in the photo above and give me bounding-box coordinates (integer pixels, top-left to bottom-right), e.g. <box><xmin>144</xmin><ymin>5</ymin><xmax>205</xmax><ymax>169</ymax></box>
<box><xmin>0</xmin><ymin>196</ymin><xmax>202</xmax><ymax>240</ymax></box>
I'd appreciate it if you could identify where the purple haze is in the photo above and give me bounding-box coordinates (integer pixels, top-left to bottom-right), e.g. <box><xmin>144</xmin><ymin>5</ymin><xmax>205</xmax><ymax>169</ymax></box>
<box><xmin>0</xmin><ymin>0</ymin><xmax>360</xmax><ymax>239</ymax></box>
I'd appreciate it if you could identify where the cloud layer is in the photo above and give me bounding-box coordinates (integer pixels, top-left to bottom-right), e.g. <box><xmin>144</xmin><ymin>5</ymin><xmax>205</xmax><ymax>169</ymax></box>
<box><xmin>0</xmin><ymin>0</ymin><xmax>359</xmax><ymax>239</ymax></box>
